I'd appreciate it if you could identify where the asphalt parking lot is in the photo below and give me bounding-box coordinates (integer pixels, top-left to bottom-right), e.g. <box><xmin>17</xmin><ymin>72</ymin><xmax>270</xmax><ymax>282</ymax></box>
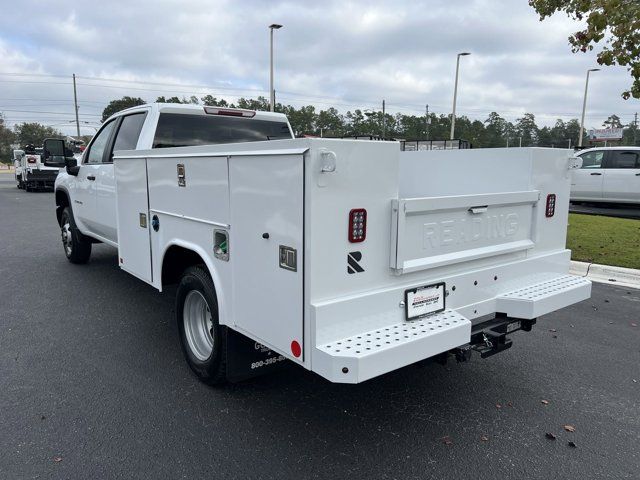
<box><xmin>1</xmin><ymin>174</ymin><xmax>639</xmax><ymax>480</ymax></box>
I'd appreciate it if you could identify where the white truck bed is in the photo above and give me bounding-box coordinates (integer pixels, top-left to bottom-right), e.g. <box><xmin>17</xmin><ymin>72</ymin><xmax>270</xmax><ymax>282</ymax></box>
<box><xmin>114</xmin><ymin>140</ymin><xmax>590</xmax><ymax>383</ymax></box>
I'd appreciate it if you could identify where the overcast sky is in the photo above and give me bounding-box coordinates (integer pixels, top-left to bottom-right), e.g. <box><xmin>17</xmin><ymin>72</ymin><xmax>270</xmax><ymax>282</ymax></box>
<box><xmin>1</xmin><ymin>0</ymin><xmax>638</xmax><ymax>135</ymax></box>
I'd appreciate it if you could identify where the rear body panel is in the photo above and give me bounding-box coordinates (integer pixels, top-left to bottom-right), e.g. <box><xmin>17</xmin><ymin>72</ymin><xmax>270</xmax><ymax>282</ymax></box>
<box><xmin>113</xmin><ymin>141</ymin><xmax>590</xmax><ymax>383</ymax></box>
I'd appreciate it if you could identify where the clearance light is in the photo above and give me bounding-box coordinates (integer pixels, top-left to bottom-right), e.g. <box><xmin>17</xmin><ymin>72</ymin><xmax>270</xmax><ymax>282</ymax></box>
<box><xmin>348</xmin><ymin>208</ymin><xmax>367</xmax><ymax>243</ymax></box>
<box><xmin>203</xmin><ymin>107</ymin><xmax>256</xmax><ymax>118</ymax></box>
<box><xmin>546</xmin><ymin>194</ymin><xmax>556</xmax><ymax>218</ymax></box>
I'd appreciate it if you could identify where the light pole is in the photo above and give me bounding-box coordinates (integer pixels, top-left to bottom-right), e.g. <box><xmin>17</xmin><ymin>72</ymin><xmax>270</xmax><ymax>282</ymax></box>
<box><xmin>269</xmin><ymin>24</ymin><xmax>283</xmax><ymax>112</ymax></box>
<box><xmin>450</xmin><ymin>52</ymin><xmax>470</xmax><ymax>140</ymax></box>
<box><xmin>578</xmin><ymin>68</ymin><xmax>600</xmax><ymax>147</ymax></box>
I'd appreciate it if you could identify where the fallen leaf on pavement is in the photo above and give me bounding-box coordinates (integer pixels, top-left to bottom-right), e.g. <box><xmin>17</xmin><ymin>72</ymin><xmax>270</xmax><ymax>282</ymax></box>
<box><xmin>53</xmin><ymin>457</ymin><xmax>62</xmax><ymax>463</ymax></box>
<box><xmin>496</xmin><ymin>403</ymin><xmax>502</xmax><ymax>409</ymax></box>
<box><xmin>507</xmin><ymin>401</ymin><xmax>513</xmax><ymax>407</ymax></box>
<box><xmin>564</xmin><ymin>425</ymin><xmax>576</xmax><ymax>432</ymax></box>
<box><xmin>549</xmin><ymin>328</ymin><xmax>557</xmax><ymax>332</ymax></box>
<box><xmin>631</xmin><ymin>323</ymin><xmax>637</xmax><ymax>327</ymax></box>
<box><xmin>541</xmin><ymin>400</ymin><xmax>549</xmax><ymax>405</ymax></box>
<box><xmin>442</xmin><ymin>436</ymin><xmax>453</xmax><ymax>446</ymax></box>
<box><xmin>545</xmin><ymin>432</ymin><xmax>557</xmax><ymax>440</ymax></box>
<box><xmin>481</xmin><ymin>435</ymin><xmax>489</xmax><ymax>442</ymax></box>
<box><xmin>568</xmin><ymin>441</ymin><xmax>577</xmax><ymax>448</ymax></box>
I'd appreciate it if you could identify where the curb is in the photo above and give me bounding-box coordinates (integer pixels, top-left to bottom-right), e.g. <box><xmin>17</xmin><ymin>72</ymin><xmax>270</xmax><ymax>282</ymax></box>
<box><xmin>570</xmin><ymin>261</ymin><xmax>640</xmax><ymax>290</ymax></box>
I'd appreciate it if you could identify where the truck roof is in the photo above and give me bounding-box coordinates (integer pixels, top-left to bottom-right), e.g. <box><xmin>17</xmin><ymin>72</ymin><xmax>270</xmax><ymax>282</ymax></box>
<box><xmin>578</xmin><ymin>146</ymin><xmax>640</xmax><ymax>153</ymax></box>
<box><xmin>110</xmin><ymin>102</ymin><xmax>288</xmax><ymax>123</ymax></box>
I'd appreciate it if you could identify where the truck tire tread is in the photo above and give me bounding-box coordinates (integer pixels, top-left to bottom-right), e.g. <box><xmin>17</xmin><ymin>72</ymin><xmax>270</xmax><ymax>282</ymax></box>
<box><xmin>60</xmin><ymin>207</ymin><xmax>92</xmax><ymax>264</ymax></box>
<box><xmin>176</xmin><ymin>265</ymin><xmax>227</xmax><ymax>385</ymax></box>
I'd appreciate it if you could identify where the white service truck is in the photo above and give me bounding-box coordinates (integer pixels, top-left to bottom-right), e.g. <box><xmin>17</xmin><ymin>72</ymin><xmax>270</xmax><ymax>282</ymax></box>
<box><xmin>16</xmin><ymin>145</ymin><xmax>59</xmax><ymax>191</ymax></box>
<box><xmin>47</xmin><ymin>102</ymin><xmax>591</xmax><ymax>385</ymax></box>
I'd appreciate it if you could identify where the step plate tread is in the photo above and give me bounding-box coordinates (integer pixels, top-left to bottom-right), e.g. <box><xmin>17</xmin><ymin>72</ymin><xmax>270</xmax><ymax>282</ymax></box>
<box><xmin>498</xmin><ymin>275</ymin><xmax>590</xmax><ymax>301</ymax></box>
<box><xmin>317</xmin><ymin>309</ymin><xmax>469</xmax><ymax>359</ymax></box>
<box><xmin>496</xmin><ymin>274</ymin><xmax>592</xmax><ymax>319</ymax></box>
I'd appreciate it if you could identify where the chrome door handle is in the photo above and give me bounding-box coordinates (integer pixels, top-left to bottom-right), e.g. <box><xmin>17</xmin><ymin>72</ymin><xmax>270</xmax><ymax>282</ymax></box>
<box><xmin>87</xmin><ymin>175</ymin><xmax>96</xmax><ymax>181</ymax></box>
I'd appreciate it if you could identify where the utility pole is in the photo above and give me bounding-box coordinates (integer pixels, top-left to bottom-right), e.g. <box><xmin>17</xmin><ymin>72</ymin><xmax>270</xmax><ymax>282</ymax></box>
<box><xmin>425</xmin><ymin>104</ymin><xmax>430</xmax><ymax>139</ymax></box>
<box><xmin>382</xmin><ymin>99</ymin><xmax>386</xmax><ymax>139</ymax></box>
<box><xmin>634</xmin><ymin>112</ymin><xmax>638</xmax><ymax>145</ymax></box>
<box><xmin>72</xmin><ymin>73</ymin><xmax>80</xmax><ymax>137</ymax></box>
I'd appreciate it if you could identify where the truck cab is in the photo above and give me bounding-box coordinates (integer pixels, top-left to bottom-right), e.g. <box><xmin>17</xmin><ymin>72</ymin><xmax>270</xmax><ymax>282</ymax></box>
<box><xmin>54</xmin><ymin>103</ymin><xmax>294</xmax><ymax>246</ymax></box>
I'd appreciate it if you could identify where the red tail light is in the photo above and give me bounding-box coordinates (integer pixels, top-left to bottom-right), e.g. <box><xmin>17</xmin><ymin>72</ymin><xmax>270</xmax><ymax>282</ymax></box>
<box><xmin>348</xmin><ymin>209</ymin><xmax>367</xmax><ymax>243</ymax></box>
<box><xmin>545</xmin><ymin>194</ymin><xmax>556</xmax><ymax>218</ymax></box>
<box><xmin>203</xmin><ymin>107</ymin><xmax>256</xmax><ymax>118</ymax></box>
<box><xmin>27</xmin><ymin>156</ymin><xmax>37</xmax><ymax>164</ymax></box>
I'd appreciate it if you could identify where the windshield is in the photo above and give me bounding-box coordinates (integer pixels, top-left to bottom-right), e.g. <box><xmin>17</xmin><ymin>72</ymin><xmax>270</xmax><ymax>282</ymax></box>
<box><xmin>152</xmin><ymin>113</ymin><xmax>292</xmax><ymax>149</ymax></box>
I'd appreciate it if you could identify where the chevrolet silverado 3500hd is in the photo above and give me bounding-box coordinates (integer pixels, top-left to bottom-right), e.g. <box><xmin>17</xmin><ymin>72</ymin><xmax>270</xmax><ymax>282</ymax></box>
<box><xmin>47</xmin><ymin>102</ymin><xmax>591</xmax><ymax>384</ymax></box>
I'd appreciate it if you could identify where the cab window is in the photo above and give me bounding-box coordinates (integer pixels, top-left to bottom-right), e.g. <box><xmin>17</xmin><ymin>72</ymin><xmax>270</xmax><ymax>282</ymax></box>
<box><xmin>579</xmin><ymin>150</ymin><xmax>604</xmax><ymax>169</ymax></box>
<box><xmin>110</xmin><ymin>112</ymin><xmax>147</xmax><ymax>161</ymax></box>
<box><xmin>86</xmin><ymin>120</ymin><xmax>116</xmax><ymax>164</ymax></box>
<box><xmin>608</xmin><ymin>150</ymin><xmax>640</xmax><ymax>169</ymax></box>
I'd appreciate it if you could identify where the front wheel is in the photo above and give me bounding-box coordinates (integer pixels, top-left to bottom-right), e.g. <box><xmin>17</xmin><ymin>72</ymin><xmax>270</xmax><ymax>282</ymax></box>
<box><xmin>60</xmin><ymin>207</ymin><xmax>92</xmax><ymax>264</ymax></box>
<box><xmin>176</xmin><ymin>266</ymin><xmax>226</xmax><ymax>385</ymax></box>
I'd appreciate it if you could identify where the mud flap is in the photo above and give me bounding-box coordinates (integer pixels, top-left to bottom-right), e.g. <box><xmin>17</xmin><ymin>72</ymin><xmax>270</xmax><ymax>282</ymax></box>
<box><xmin>225</xmin><ymin>328</ymin><xmax>290</xmax><ymax>382</ymax></box>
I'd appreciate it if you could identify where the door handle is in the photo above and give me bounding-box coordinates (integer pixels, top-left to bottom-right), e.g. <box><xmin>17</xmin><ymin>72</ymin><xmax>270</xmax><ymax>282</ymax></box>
<box><xmin>635</xmin><ymin>173</ymin><xmax>640</xmax><ymax>176</ymax></box>
<box><xmin>590</xmin><ymin>172</ymin><xmax>602</xmax><ymax>176</ymax></box>
<box><xmin>87</xmin><ymin>175</ymin><xmax>96</xmax><ymax>181</ymax></box>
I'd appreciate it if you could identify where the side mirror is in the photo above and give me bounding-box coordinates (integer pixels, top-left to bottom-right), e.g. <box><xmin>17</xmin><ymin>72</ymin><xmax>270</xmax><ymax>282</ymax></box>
<box><xmin>65</xmin><ymin>157</ymin><xmax>80</xmax><ymax>176</ymax></box>
<box><xmin>43</xmin><ymin>138</ymin><xmax>67</xmax><ymax>168</ymax></box>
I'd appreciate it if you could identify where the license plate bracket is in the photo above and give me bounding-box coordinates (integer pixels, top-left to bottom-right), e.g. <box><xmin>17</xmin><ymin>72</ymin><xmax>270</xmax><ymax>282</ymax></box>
<box><xmin>404</xmin><ymin>282</ymin><xmax>446</xmax><ymax>321</ymax></box>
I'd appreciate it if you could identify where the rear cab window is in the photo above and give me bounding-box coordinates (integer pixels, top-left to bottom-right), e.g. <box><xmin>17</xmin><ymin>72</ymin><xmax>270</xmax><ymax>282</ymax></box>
<box><xmin>152</xmin><ymin>113</ymin><xmax>292</xmax><ymax>149</ymax></box>
<box><xmin>607</xmin><ymin>150</ymin><xmax>640</xmax><ymax>169</ymax></box>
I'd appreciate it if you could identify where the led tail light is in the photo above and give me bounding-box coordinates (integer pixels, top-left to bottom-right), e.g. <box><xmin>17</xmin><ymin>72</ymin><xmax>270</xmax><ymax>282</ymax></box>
<box><xmin>545</xmin><ymin>194</ymin><xmax>556</xmax><ymax>218</ymax></box>
<box><xmin>203</xmin><ymin>106</ymin><xmax>256</xmax><ymax>118</ymax></box>
<box><xmin>348</xmin><ymin>209</ymin><xmax>367</xmax><ymax>243</ymax></box>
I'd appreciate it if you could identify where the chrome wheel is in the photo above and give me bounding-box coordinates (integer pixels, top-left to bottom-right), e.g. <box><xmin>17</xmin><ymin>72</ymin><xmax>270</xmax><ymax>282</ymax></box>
<box><xmin>61</xmin><ymin>222</ymin><xmax>73</xmax><ymax>256</ymax></box>
<box><xmin>183</xmin><ymin>290</ymin><xmax>214</xmax><ymax>361</ymax></box>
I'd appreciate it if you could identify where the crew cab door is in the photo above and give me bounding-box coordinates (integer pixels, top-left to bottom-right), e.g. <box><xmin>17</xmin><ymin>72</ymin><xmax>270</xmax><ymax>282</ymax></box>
<box><xmin>74</xmin><ymin>119</ymin><xmax>117</xmax><ymax>233</ymax></box>
<box><xmin>572</xmin><ymin>150</ymin><xmax>604</xmax><ymax>200</ymax></box>
<box><xmin>95</xmin><ymin>112</ymin><xmax>148</xmax><ymax>243</ymax></box>
<box><xmin>602</xmin><ymin>150</ymin><xmax>640</xmax><ymax>203</ymax></box>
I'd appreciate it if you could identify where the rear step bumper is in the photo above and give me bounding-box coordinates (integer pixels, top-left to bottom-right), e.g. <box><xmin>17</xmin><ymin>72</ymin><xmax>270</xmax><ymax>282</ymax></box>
<box><xmin>312</xmin><ymin>274</ymin><xmax>591</xmax><ymax>383</ymax></box>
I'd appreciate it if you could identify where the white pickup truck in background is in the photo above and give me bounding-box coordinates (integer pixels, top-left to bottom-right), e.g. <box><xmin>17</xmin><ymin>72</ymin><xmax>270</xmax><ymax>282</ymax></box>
<box><xmin>47</xmin><ymin>103</ymin><xmax>591</xmax><ymax>385</ymax></box>
<box><xmin>15</xmin><ymin>145</ymin><xmax>59</xmax><ymax>191</ymax></box>
<box><xmin>571</xmin><ymin>146</ymin><xmax>640</xmax><ymax>204</ymax></box>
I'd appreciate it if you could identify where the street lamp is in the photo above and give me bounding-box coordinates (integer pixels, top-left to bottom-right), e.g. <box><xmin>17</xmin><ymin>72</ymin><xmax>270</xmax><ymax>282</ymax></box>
<box><xmin>578</xmin><ymin>68</ymin><xmax>600</xmax><ymax>147</ymax></box>
<box><xmin>450</xmin><ymin>52</ymin><xmax>470</xmax><ymax>140</ymax></box>
<box><xmin>269</xmin><ymin>23</ymin><xmax>283</xmax><ymax>112</ymax></box>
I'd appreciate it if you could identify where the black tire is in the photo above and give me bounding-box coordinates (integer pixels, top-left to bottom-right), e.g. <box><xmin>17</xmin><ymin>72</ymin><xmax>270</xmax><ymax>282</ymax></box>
<box><xmin>176</xmin><ymin>266</ymin><xmax>227</xmax><ymax>385</ymax></box>
<box><xmin>60</xmin><ymin>207</ymin><xmax>92</xmax><ymax>264</ymax></box>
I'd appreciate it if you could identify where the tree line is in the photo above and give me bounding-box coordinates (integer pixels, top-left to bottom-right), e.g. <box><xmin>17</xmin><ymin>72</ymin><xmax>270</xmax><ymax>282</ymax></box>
<box><xmin>102</xmin><ymin>94</ymin><xmax>640</xmax><ymax>148</ymax></box>
<box><xmin>2</xmin><ymin>95</ymin><xmax>638</xmax><ymax>164</ymax></box>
